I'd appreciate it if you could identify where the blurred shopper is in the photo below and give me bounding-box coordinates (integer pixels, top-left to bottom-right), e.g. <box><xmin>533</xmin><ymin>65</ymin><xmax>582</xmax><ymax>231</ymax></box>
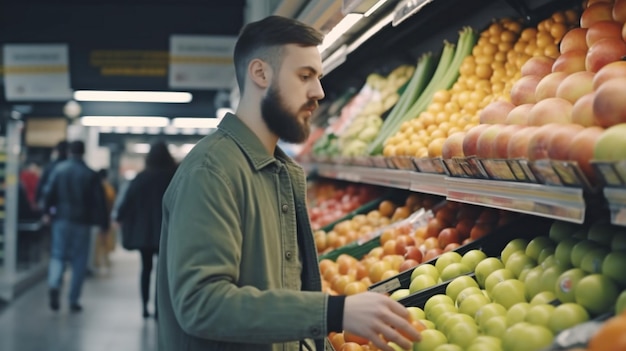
<box><xmin>156</xmin><ymin>16</ymin><xmax>420</xmax><ymax>351</ymax></box>
<box><xmin>36</xmin><ymin>140</ymin><xmax>68</xmax><ymax>210</ymax></box>
<box><xmin>92</xmin><ymin>168</ymin><xmax>117</xmax><ymax>274</ymax></box>
<box><xmin>43</xmin><ymin>140</ymin><xmax>109</xmax><ymax>312</ymax></box>
<box><xmin>19</xmin><ymin>159</ymin><xmax>41</xmax><ymax>210</ymax></box>
<box><xmin>115</xmin><ymin>141</ymin><xmax>176</xmax><ymax>318</ymax></box>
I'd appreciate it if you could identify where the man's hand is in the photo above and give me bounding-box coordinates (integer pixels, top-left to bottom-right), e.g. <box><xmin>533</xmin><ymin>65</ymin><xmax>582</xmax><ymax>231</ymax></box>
<box><xmin>343</xmin><ymin>292</ymin><xmax>421</xmax><ymax>351</ymax></box>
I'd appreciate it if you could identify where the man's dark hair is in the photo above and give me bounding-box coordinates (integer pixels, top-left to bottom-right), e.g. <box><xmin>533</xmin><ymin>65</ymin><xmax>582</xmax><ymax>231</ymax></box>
<box><xmin>145</xmin><ymin>141</ymin><xmax>176</xmax><ymax>171</ymax></box>
<box><xmin>69</xmin><ymin>140</ymin><xmax>85</xmax><ymax>156</ymax></box>
<box><xmin>56</xmin><ymin>140</ymin><xmax>69</xmax><ymax>159</ymax></box>
<box><xmin>233</xmin><ymin>15</ymin><xmax>324</xmax><ymax>94</ymax></box>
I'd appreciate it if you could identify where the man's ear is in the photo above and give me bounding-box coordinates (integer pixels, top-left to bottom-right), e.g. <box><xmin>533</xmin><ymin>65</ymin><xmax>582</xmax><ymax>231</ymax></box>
<box><xmin>249</xmin><ymin>59</ymin><xmax>270</xmax><ymax>89</ymax></box>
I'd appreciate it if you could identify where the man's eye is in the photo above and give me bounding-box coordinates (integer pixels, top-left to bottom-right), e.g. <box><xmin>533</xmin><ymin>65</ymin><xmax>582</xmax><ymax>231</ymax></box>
<box><xmin>301</xmin><ymin>75</ymin><xmax>310</xmax><ymax>80</ymax></box>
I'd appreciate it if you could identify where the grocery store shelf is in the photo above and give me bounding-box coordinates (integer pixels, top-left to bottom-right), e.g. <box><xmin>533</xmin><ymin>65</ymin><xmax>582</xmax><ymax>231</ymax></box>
<box><xmin>603</xmin><ymin>187</ymin><xmax>626</xmax><ymax>227</ymax></box>
<box><xmin>445</xmin><ymin>177</ymin><xmax>586</xmax><ymax>224</ymax></box>
<box><xmin>311</xmin><ymin>163</ymin><xmax>588</xmax><ymax>224</ymax></box>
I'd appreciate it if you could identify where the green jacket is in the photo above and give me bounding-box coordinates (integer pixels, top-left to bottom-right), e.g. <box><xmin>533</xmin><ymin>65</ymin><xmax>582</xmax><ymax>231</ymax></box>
<box><xmin>157</xmin><ymin>113</ymin><xmax>329</xmax><ymax>351</ymax></box>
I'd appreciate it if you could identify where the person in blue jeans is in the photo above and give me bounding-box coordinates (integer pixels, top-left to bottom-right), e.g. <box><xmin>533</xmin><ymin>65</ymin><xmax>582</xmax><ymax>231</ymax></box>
<box><xmin>43</xmin><ymin>140</ymin><xmax>109</xmax><ymax>312</ymax></box>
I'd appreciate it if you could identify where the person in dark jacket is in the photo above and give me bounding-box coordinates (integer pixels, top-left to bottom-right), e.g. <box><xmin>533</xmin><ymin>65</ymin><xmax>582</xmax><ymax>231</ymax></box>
<box><xmin>43</xmin><ymin>140</ymin><xmax>109</xmax><ymax>312</ymax></box>
<box><xmin>115</xmin><ymin>141</ymin><xmax>176</xmax><ymax>318</ymax></box>
<box><xmin>36</xmin><ymin>140</ymin><xmax>68</xmax><ymax>210</ymax></box>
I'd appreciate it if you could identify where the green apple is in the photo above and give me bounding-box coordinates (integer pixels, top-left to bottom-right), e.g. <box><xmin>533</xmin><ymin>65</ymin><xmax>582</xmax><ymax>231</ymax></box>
<box><xmin>389</xmin><ymin>342</ymin><xmax>411</xmax><ymax>351</ymax></box>
<box><xmin>414</xmin><ymin>329</ymin><xmax>448</xmax><ymax>351</ymax></box>
<box><xmin>501</xmin><ymin>238</ymin><xmax>529</xmax><ymax>265</ymax></box>
<box><xmin>570</xmin><ymin>240</ymin><xmax>599</xmax><ymax>268</ymax></box>
<box><xmin>435</xmin><ymin>252</ymin><xmax>463</xmax><ymax>273</ymax></box>
<box><xmin>506</xmin><ymin>302</ymin><xmax>531</xmax><ymax>327</ymax></box>
<box><xmin>424</xmin><ymin>294</ymin><xmax>455</xmax><ymax>316</ymax></box>
<box><xmin>530</xmin><ymin>291</ymin><xmax>557</xmax><ymax>306</ymax></box>
<box><xmin>525</xmin><ymin>236</ymin><xmax>555</xmax><ymax>261</ymax></box>
<box><xmin>469</xmin><ymin>335</ymin><xmax>501</xmax><ymax>349</ymax></box>
<box><xmin>440</xmin><ymin>313</ymin><xmax>476</xmax><ymax>335</ymax></box>
<box><xmin>432</xmin><ymin>344</ymin><xmax>463</xmax><ymax>351</ymax></box>
<box><xmin>482</xmin><ymin>315</ymin><xmax>508</xmax><ymax>338</ymax></box>
<box><xmin>435</xmin><ymin>311</ymin><xmax>458</xmax><ymax>331</ymax></box>
<box><xmin>411</xmin><ymin>263</ymin><xmax>440</xmax><ymax>282</ymax></box>
<box><xmin>523</xmin><ymin>266</ymin><xmax>545</xmax><ymax>300</ymax></box>
<box><xmin>419</xmin><ymin>319</ymin><xmax>436</xmax><ymax>329</ymax></box>
<box><xmin>602</xmin><ymin>251</ymin><xmax>626</xmax><ymax>286</ymax></box>
<box><xmin>446</xmin><ymin>275</ymin><xmax>479</xmax><ymax>302</ymax></box>
<box><xmin>555</xmin><ymin>268</ymin><xmax>587</xmax><ymax>303</ymax></box>
<box><xmin>549</xmin><ymin>220</ymin><xmax>582</xmax><ymax>242</ymax></box>
<box><xmin>459</xmin><ymin>293</ymin><xmax>491</xmax><ymax>318</ymax></box>
<box><xmin>492</xmin><ymin>279</ymin><xmax>527</xmax><ymax>309</ymax></box>
<box><xmin>548</xmin><ymin>302</ymin><xmax>590</xmax><ymax>334</ymax></box>
<box><xmin>455</xmin><ymin>287</ymin><xmax>483</xmax><ymax>308</ymax></box>
<box><xmin>485</xmin><ymin>268</ymin><xmax>515</xmax><ymax>293</ymax></box>
<box><xmin>475</xmin><ymin>257</ymin><xmax>505</xmax><ymax>288</ymax></box>
<box><xmin>446</xmin><ymin>321</ymin><xmax>478</xmax><ymax>348</ymax></box>
<box><xmin>474</xmin><ymin>302</ymin><xmax>507</xmax><ymax>327</ymax></box>
<box><xmin>505</xmin><ymin>251</ymin><xmax>536</xmax><ymax>278</ymax></box>
<box><xmin>537</xmin><ymin>246</ymin><xmax>556</xmax><ymax>264</ymax></box>
<box><xmin>390</xmin><ymin>288</ymin><xmax>411</xmax><ymax>301</ymax></box>
<box><xmin>427</xmin><ymin>303</ymin><xmax>458</xmax><ymax>323</ymax></box>
<box><xmin>409</xmin><ymin>274</ymin><xmax>438</xmax><ymax>294</ymax></box>
<box><xmin>440</xmin><ymin>263</ymin><xmax>472</xmax><ymax>282</ymax></box>
<box><xmin>539</xmin><ymin>265</ymin><xmax>566</xmax><ymax>294</ymax></box>
<box><xmin>502</xmin><ymin>322</ymin><xmax>554</xmax><ymax>351</ymax></box>
<box><xmin>611</xmin><ymin>232</ymin><xmax>626</xmax><ymax>251</ymax></box>
<box><xmin>575</xmin><ymin>274</ymin><xmax>619</xmax><ymax>315</ymax></box>
<box><xmin>587</xmin><ymin>220</ymin><xmax>619</xmax><ymax>246</ymax></box>
<box><xmin>466</xmin><ymin>342</ymin><xmax>502</xmax><ymax>351</ymax></box>
<box><xmin>554</xmin><ymin>237</ymin><xmax>579</xmax><ymax>268</ymax></box>
<box><xmin>540</xmin><ymin>254</ymin><xmax>557</xmax><ymax>270</ymax></box>
<box><xmin>517</xmin><ymin>267</ymin><xmax>534</xmax><ymax>282</ymax></box>
<box><xmin>524</xmin><ymin>303</ymin><xmax>555</xmax><ymax>328</ymax></box>
<box><xmin>580</xmin><ymin>247</ymin><xmax>610</xmax><ymax>274</ymax></box>
<box><xmin>407</xmin><ymin>306</ymin><xmax>426</xmax><ymax>321</ymax></box>
<box><xmin>616</xmin><ymin>290</ymin><xmax>626</xmax><ymax>314</ymax></box>
<box><xmin>460</xmin><ymin>250</ymin><xmax>487</xmax><ymax>271</ymax></box>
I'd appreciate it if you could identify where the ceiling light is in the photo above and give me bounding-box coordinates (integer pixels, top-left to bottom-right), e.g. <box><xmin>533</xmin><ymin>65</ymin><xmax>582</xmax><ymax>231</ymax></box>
<box><xmin>319</xmin><ymin>13</ymin><xmax>363</xmax><ymax>54</ymax></box>
<box><xmin>80</xmin><ymin>116</ymin><xmax>170</xmax><ymax>127</ymax></box>
<box><xmin>172</xmin><ymin>117</ymin><xmax>220</xmax><ymax>129</ymax></box>
<box><xmin>74</xmin><ymin>90</ymin><xmax>193</xmax><ymax>103</ymax></box>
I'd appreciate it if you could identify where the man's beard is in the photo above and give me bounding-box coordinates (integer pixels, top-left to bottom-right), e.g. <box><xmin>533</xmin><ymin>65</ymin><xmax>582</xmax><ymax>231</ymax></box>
<box><xmin>261</xmin><ymin>83</ymin><xmax>313</xmax><ymax>144</ymax></box>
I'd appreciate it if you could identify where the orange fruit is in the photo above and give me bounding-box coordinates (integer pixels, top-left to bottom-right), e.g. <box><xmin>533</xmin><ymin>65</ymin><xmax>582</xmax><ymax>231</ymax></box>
<box><xmin>378</xmin><ymin>200</ymin><xmax>397</xmax><ymax>218</ymax></box>
<box><xmin>344</xmin><ymin>331</ymin><xmax>369</xmax><ymax>345</ymax></box>
<box><xmin>588</xmin><ymin>314</ymin><xmax>626</xmax><ymax>351</ymax></box>
<box><xmin>330</xmin><ymin>332</ymin><xmax>346</xmax><ymax>351</ymax></box>
<box><xmin>340</xmin><ymin>342</ymin><xmax>364</xmax><ymax>351</ymax></box>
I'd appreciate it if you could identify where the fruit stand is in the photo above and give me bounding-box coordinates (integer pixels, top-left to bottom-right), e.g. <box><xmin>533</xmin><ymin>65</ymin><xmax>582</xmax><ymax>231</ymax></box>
<box><xmin>302</xmin><ymin>0</ymin><xmax>626</xmax><ymax>350</ymax></box>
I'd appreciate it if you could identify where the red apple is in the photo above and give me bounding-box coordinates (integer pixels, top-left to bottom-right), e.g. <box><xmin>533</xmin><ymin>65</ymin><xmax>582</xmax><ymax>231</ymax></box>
<box><xmin>614</xmin><ymin>0</ymin><xmax>626</xmax><ymax>22</ymax></box>
<box><xmin>587</xmin><ymin>20</ymin><xmax>623</xmax><ymax>47</ymax></box>
<box><xmin>555</xmin><ymin>71</ymin><xmax>595</xmax><ymax>104</ymax></box>
<box><xmin>476</xmin><ymin>124</ymin><xmax>505</xmax><ymax>158</ymax></box>
<box><xmin>624</xmin><ymin>21</ymin><xmax>626</xmax><ymax>41</ymax></box>
<box><xmin>568</xmin><ymin>126</ymin><xmax>605</xmax><ymax>183</ymax></box>
<box><xmin>528</xmin><ymin>123</ymin><xmax>561</xmax><ymax>161</ymax></box>
<box><xmin>494</xmin><ymin>124</ymin><xmax>524</xmax><ymax>158</ymax></box>
<box><xmin>511</xmin><ymin>75</ymin><xmax>541</xmax><ymax>105</ymax></box>
<box><xmin>536</xmin><ymin>72</ymin><xmax>569</xmax><ymax>101</ymax></box>
<box><xmin>528</xmin><ymin>97</ymin><xmax>573</xmax><ymax>126</ymax></box>
<box><xmin>507</xmin><ymin>126</ymin><xmax>539</xmax><ymax>159</ymax></box>
<box><xmin>469</xmin><ymin>222</ymin><xmax>494</xmax><ymax>240</ymax></box>
<box><xmin>581</xmin><ymin>2</ymin><xmax>614</xmax><ymax>28</ymax></box>
<box><xmin>395</xmin><ymin>235</ymin><xmax>416</xmax><ymax>256</ymax></box>
<box><xmin>455</xmin><ymin>218</ymin><xmax>474</xmax><ymax>240</ymax></box>
<box><xmin>521</xmin><ymin>56</ymin><xmax>556</xmax><ymax>78</ymax></box>
<box><xmin>423</xmin><ymin>248</ymin><xmax>443</xmax><ymax>262</ymax></box>
<box><xmin>404</xmin><ymin>246</ymin><xmax>423</xmax><ymax>263</ymax></box>
<box><xmin>552</xmin><ymin>50</ymin><xmax>587</xmax><ymax>73</ymax></box>
<box><xmin>593</xmin><ymin>77</ymin><xmax>626</xmax><ymax>127</ymax></box>
<box><xmin>479</xmin><ymin>100</ymin><xmax>515</xmax><ymax>124</ymax></box>
<box><xmin>505</xmin><ymin>103</ymin><xmax>533</xmax><ymax>125</ymax></box>
<box><xmin>592</xmin><ymin>60</ymin><xmax>626</xmax><ymax>90</ymax></box>
<box><xmin>571</xmin><ymin>93</ymin><xmax>599</xmax><ymax>127</ymax></box>
<box><xmin>462</xmin><ymin>124</ymin><xmax>490</xmax><ymax>157</ymax></box>
<box><xmin>438</xmin><ymin>228</ymin><xmax>460</xmax><ymax>249</ymax></box>
<box><xmin>444</xmin><ymin>243</ymin><xmax>461</xmax><ymax>252</ymax></box>
<box><xmin>547</xmin><ymin>124</ymin><xmax>585</xmax><ymax>160</ymax></box>
<box><xmin>442</xmin><ymin>132</ymin><xmax>466</xmax><ymax>159</ymax></box>
<box><xmin>399</xmin><ymin>259</ymin><xmax>420</xmax><ymax>272</ymax></box>
<box><xmin>560</xmin><ymin>28</ymin><xmax>589</xmax><ymax>54</ymax></box>
<box><xmin>586</xmin><ymin>37</ymin><xmax>626</xmax><ymax>72</ymax></box>
<box><xmin>426</xmin><ymin>218</ymin><xmax>446</xmax><ymax>239</ymax></box>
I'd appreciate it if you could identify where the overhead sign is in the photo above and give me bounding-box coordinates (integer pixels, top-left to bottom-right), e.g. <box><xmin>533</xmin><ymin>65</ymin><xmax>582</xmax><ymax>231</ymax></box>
<box><xmin>169</xmin><ymin>35</ymin><xmax>237</xmax><ymax>90</ymax></box>
<box><xmin>3</xmin><ymin>44</ymin><xmax>73</xmax><ymax>101</ymax></box>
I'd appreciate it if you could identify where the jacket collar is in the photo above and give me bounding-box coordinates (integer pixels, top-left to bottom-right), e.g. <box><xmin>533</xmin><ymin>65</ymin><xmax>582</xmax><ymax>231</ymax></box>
<box><xmin>218</xmin><ymin>113</ymin><xmax>297</xmax><ymax>171</ymax></box>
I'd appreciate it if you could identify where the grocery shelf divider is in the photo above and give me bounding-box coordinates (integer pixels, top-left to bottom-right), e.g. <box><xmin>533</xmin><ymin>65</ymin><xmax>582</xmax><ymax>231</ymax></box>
<box><xmin>316</xmin><ymin>164</ymin><xmax>412</xmax><ymax>190</ymax></box>
<box><xmin>409</xmin><ymin>172</ymin><xmax>447</xmax><ymax>196</ymax></box>
<box><xmin>445</xmin><ymin>177</ymin><xmax>586</xmax><ymax>224</ymax></box>
<box><xmin>602</xmin><ymin>187</ymin><xmax>626</xmax><ymax>227</ymax></box>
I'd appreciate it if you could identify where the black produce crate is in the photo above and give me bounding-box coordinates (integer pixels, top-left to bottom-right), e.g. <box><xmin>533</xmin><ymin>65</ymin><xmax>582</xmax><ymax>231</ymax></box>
<box><xmin>368</xmin><ymin>215</ymin><xmax>554</xmax><ymax>294</ymax></box>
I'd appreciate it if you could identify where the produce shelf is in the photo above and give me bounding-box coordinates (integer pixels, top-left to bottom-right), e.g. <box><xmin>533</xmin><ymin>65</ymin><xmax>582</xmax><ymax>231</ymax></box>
<box><xmin>602</xmin><ymin>187</ymin><xmax>626</xmax><ymax>227</ymax></box>
<box><xmin>445</xmin><ymin>177</ymin><xmax>586</xmax><ymax>224</ymax></box>
<box><xmin>315</xmin><ymin>164</ymin><xmax>412</xmax><ymax>190</ymax></box>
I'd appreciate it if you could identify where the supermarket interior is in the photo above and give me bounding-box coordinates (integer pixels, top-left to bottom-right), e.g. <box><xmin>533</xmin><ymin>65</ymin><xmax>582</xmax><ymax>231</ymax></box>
<box><xmin>1</xmin><ymin>0</ymin><xmax>626</xmax><ymax>350</ymax></box>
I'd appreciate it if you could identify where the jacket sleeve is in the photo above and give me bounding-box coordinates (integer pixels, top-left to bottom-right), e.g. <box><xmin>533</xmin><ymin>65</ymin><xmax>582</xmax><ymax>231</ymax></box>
<box><xmin>163</xmin><ymin>165</ymin><xmax>328</xmax><ymax>344</ymax></box>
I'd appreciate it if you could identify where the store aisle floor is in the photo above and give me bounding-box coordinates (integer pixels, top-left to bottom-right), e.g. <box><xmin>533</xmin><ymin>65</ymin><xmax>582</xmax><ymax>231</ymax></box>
<box><xmin>0</xmin><ymin>247</ymin><xmax>157</xmax><ymax>351</ymax></box>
